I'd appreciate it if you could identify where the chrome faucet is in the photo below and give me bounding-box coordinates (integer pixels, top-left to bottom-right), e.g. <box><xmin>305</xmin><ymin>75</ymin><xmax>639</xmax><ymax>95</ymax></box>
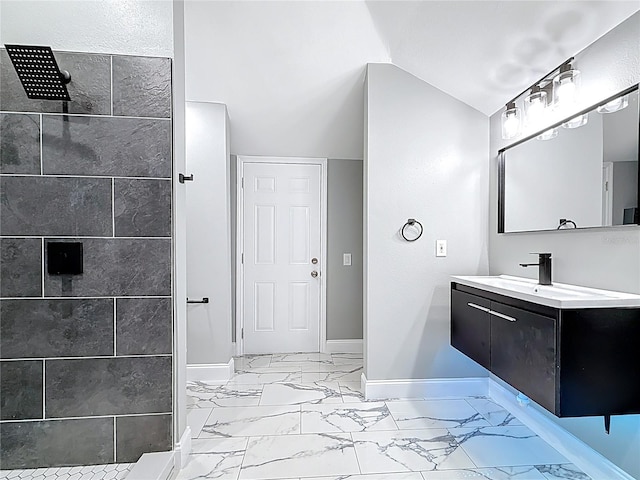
<box><xmin>519</xmin><ymin>253</ymin><xmax>552</xmax><ymax>285</ymax></box>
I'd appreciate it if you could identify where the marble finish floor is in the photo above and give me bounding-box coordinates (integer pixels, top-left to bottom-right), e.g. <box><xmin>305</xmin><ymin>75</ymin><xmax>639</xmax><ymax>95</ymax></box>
<box><xmin>0</xmin><ymin>464</ymin><xmax>133</xmax><ymax>480</ymax></box>
<box><xmin>182</xmin><ymin>353</ymin><xmax>591</xmax><ymax>480</ymax></box>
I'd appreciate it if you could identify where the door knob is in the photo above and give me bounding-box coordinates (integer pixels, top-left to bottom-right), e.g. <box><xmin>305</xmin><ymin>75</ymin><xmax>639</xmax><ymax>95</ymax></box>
<box><xmin>311</xmin><ymin>257</ymin><xmax>318</xmax><ymax>264</ymax></box>
<box><xmin>311</xmin><ymin>270</ymin><xmax>318</xmax><ymax>278</ymax></box>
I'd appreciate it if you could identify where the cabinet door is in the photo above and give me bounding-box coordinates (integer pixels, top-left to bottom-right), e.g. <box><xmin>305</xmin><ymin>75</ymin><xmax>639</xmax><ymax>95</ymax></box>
<box><xmin>451</xmin><ymin>289</ymin><xmax>490</xmax><ymax>369</ymax></box>
<box><xmin>490</xmin><ymin>302</ymin><xmax>557</xmax><ymax>413</ymax></box>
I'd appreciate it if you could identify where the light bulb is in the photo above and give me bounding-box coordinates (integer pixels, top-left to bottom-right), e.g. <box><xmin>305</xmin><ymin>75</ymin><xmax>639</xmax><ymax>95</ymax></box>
<box><xmin>504</xmin><ymin>114</ymin><xmax>519</xmax><ymax>137</ymax></box>
<box><xmin>597</xmin><ymin>95</ymin><xmax>629</xmax><ymax>113</ymax></box>
<box><xmin>501</xmin><ymin>102</ymin><xmax>521</xmax><ymax>140</ymax></box>
<box><xmin>553</xmin><ymin>66</ymin><xmax>581</xmax><ymax>112</ymax></box>
<box><xmin>524</xmin><ymin>88</ymin><xmax>548</xmax><ymax>130</ymax></box>
<box><xmin>556</xmin><ymin>78</ymin><xmax>577</xmax><ymax>104</ymax></box>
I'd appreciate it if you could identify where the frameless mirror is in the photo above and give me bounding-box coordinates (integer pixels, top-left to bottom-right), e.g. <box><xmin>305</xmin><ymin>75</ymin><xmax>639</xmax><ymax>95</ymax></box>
<box><xmin>499</xmin><ymin>86</ymin><xmax>639</xmax><ymax>233</ymax></box>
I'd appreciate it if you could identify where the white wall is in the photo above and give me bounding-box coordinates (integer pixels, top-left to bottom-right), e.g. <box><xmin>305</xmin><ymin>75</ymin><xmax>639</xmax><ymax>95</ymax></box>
<box><xmin>0</xmin><ymin>0</ymin><xmax>173</xmax><ymax>57</ymax></box>
<box><xmin>365</xmin><ymin>63</ymin><xmax>489</xmax><ymax>381</ymax></box>
<box><xmin>185</xmin><ymin>102</ymin><xmax>233</xmax><ymax>365</ymax></box>
<box><xmin>488</xmin><ymin>12</ymin><xmax>640</xmax><ymax>478</ymax></box>
<box><xmin>183</xmin><ymin>0</ymin><xmax>389</xmax><ymax>160</ymax></box>
<box><xmin>504</xmin><ymin>114</ymin><xmax>603</xmax><ymax>232</ymax></box>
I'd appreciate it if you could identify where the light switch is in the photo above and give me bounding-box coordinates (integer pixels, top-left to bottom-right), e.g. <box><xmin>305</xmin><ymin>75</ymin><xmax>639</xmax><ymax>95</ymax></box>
<box><xmin>343</xmin><ymin>253</ymin><xmax>352</xmax><ymax>266</ymax></box>
<box><xmin>436</xmin><ymin>240</ymin><xmax>447</xmax><ymax>257</ymax></box>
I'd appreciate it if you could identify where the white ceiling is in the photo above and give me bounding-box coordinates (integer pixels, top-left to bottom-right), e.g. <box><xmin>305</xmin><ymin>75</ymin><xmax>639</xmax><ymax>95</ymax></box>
<box><xmin>185</xmin><ymin>1</ymin><xmax>638</xmax><ymax>158</ymax></box>
<box><xmin>366</xmin><ymin>1</ymin><xmax>640</xmax><ymax>115</ymax></box>
<box><xmin>186</xmin><ymin>1</ymin><xmax>638</xmax><ymax>116</ymax></box>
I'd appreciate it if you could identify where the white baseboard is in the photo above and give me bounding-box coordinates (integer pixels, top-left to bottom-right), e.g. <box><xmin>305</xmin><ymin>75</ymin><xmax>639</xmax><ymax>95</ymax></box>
<box><xmin>362</xmin><ymin>373</ymin><xmax>488</xmax><ymax>400</ymax></box>
<box><xmin>174</xmin><ymin>426</ymin><xmax>192</xmax><ymax>470</ymax></box>
<box><xmin>489</xmin><ymin>379</ymin><xmax>635</xmax><ymax>480</ymax></box>
<box><xmin>186</xmin><ymin>358</ymin><xmax>234</xmax><ymax>383</ymax></box>
<box><xmin>325</xmin><ymin>339</ymin><xmax>363</xmax><ymax>354</ymax></box>
<box><xmin>126</xmin><ymin>451</ymin><xmax>175</xmax><ymax>480</ymax></box>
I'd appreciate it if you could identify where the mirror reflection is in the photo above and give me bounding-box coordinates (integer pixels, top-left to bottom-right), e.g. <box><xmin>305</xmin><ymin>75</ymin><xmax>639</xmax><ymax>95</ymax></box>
<box><xmin>500</xmin><ymin>87</ymin><xmax>639</xmax><ymax>233</ymax></box>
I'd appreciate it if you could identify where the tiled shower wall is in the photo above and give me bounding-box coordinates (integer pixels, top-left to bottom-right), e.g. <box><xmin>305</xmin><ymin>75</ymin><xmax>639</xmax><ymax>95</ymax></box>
<box><xmin>0</xmin><ymin>50</ymin><xmax>173</xmax><ymax>469</ymax></box>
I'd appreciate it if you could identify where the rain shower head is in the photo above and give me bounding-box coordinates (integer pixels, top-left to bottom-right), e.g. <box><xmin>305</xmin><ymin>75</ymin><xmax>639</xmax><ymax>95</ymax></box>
<box><xmin>5</xmin><ymin>44</ymin><xmax>71</xmax><ymax>101</ymax></box>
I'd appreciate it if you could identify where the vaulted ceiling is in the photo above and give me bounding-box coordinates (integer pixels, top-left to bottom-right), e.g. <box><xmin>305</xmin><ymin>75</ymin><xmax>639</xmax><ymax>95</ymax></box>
<box><xmin>184</xmin><ymin>1</ymin><xmax>638</xmax><ymax>158</ymax></box>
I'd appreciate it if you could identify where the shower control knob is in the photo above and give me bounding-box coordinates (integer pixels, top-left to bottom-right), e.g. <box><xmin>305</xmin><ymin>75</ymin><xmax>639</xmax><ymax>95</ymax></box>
<box><xmin>311</xmin><ymin>270</ymin><xmax>318</xmax><ymax>278</ymax></box>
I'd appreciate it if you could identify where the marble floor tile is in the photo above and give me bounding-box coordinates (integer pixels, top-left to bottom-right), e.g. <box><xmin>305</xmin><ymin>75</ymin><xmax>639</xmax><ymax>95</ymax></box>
<box><xmin>302</xmin><ymin>366</ymin><xmax>363</xmax><ymax>383</ymax></box>
<box><xmin>234</xmin><ymin>354</ymin><xmax>272</xmax><ymax>370</ymax></box>
<box><xmin>535</xmin><ymin>464</ymin><xmax>591</xmax><ymax>479</ymax></box>
<box><xmin>187</xmin><ymin>407</ymin><xmax>213</xmax><ymax>437</ymax></box>
<box><xmin>270</xmin><ymin>360</ymin><xmax>336</xmax><ymax>371</ymax></box>
<box><xmin>331</xmin><ymin>353</ymin><xmax>363</xmax><ymax>364</ymax></box>
<box><xmin>270</xmin><ymin>352</ymin><xmax>333</xmax><ymax>363</ymax></box>
<box><xmin>451</xmin><ymin>426</ymin><xmax>569</xmax><ymax>468</ymax></box>
<box><xmin>228</xmin><ymin>370</ymin><xmax>302</xmax><ymax>385</ymax></box>
<box><xmin>176</xmin><ymin>438</ymin><xmax>248</xmax><ymax>480</ymax></box>
<box><xmin>340</xmin><ymin>382</ymin><xmax>367</xmax><ymax>403</ymax></box>
<box><xmin>186</xmin><ymin>382</ymin><xmax>263</xmax><ymax>408</ymax></box>
<box><xmin>352</xmin><ymin>429</ymin><xmax>476</xmax><ymax>474</ymax></box>
<box><xmin>176</xmin><ymin>354</ymin><xmax>585</xmax><ymax>480</ymax></box>
<box><xmin>307</xmin><ymin>474</ymin><xmax>422</xmax><ymax>480</ymax></box>
<box><xmin>386</xmin><ymin>399</ymin><xmax>491</xmax><ymax>429</ymax></box>
<box><xmin>199</xmin><ymin>405</ymin><xmax>300</xmax><ymax>437</ymax></box>
<box><xmin>465</xmin><ymin>398</ymin><xmax>523</xmax><ymax>427</ymax></box>
<box><xmin>238</xmin><ymin>433</ymin><xmax>360</xmax><ymax>480</ymax></box>
<box><xmin>302</xmin><ymin>402</ymin><xmax>398</xmax><ymax>433</ymax></box>
<box><xmin>260</xmin><ymin>382</ymin><xmax>343</xmax><ymax>406</ymax></box>
<box><xmin>421</xmin><ymin>466</ymin><xmax>546</xmax><ymax>479</ymax></box>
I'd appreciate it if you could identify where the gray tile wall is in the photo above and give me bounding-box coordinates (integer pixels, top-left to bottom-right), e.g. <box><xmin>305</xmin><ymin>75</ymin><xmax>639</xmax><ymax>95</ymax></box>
<box><xmin>0</xmin><ymin>49</ymin><xmax>173</xmax><ymax>469</ymax></box>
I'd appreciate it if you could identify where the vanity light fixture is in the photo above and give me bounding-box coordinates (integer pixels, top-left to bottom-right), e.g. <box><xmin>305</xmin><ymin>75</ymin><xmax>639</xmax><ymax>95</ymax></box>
<box><xmin>501</xmin><ymin>101</ymin><xmax>521</xmax><ymax>139</ymax></box>
<box><xmin>501</xmin><ymin>56</ymin><xmax>583</xmax><ymax>141</ymax></box>
<box><xmin>524</xmin><ymin>85</ymin><xmax>548</xmax><ymax>130</ymax></box>
<box><xmin>597</xmin><ymin>94</ymin><xmax>629</xmax><ymax>113</ymax></box>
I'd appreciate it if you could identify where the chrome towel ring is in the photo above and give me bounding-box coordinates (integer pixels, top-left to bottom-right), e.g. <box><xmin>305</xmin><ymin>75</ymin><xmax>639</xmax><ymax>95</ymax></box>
<box><xmin>401</xmin><ymin>218</ymin><xmax>423</xmax><ymax>242</ymax></box>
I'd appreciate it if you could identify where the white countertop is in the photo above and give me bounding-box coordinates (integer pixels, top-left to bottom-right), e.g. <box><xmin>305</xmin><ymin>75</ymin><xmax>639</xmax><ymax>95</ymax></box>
<box><xmin>451</xmin><ymin>275</ymin><xmax>640</xmax><ymax>309</ymax></box>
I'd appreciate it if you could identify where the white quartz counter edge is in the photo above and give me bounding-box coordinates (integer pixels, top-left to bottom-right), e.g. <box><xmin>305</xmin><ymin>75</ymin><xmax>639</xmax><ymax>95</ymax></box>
<box><xmin>451</xmin><ymin>275</ymin><xmax>640</xmax><ymax>309</ymax></box>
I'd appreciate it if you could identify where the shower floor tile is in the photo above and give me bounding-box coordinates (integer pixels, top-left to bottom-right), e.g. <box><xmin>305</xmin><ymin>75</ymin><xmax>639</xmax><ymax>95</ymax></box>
<box><xmin>0</xmin><ymin>464</ymin><xmax>133</xmax><ymax>480</ymax></box>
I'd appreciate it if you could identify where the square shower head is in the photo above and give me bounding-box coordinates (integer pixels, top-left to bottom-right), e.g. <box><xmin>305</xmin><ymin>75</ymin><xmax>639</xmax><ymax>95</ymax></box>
<box><xmin>5</xmin><ymin>44</ymin><xmax>71</xmax><ymax>101</ymax></box>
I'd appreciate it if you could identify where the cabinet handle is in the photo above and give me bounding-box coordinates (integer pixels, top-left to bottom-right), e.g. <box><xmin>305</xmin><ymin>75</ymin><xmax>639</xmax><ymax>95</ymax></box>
<box><xmin>467</xmin><ymin>302</ymin><xmax>490</xmax><ymax>313</ymax></box>
<box><xmin>490</xmin><ymin>310</ymin><xmax>517</xmax><ymax>322</ymax></box>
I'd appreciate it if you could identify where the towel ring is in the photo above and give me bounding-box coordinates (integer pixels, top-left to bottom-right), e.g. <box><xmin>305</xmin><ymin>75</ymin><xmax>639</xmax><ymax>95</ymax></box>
<box><xmin>401</xmin><ymin>218</ymin><xmax>423</xmax><ymax>242</ymax></box>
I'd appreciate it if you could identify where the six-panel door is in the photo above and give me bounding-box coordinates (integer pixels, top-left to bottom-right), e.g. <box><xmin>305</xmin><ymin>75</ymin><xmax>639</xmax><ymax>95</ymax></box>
<box><xmin>242</xmin><ymin>162</ymin><xmax>322</xmax><ymax>354</ymax></box>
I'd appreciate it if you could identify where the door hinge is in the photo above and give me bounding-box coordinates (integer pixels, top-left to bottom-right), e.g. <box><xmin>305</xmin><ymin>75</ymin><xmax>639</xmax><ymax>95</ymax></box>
<box><xmin>241</xmin><ymin>177</ymin><xmax>244</xmax><ymax>188</ymax></box>
<box><xmin>241</xmin><ymin>253</ymin><xmax>244</xmax><ymax>264</ymax></box>
<box><xmin>605</xmin><ymin>181</ymin><xmax>609</xmax><ymax>191</ymax></box>
<box><xmin>241</xmin><ymin>328</ymin><xmax>244</xmax><ymax>339</ymax></box>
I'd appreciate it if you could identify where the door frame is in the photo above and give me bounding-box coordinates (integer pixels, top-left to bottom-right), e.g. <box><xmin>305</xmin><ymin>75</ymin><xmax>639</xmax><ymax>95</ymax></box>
<box><xmin>236</xmin><ymin>155</ymin><xmax>328</xmax><ymax>356</ymax></box>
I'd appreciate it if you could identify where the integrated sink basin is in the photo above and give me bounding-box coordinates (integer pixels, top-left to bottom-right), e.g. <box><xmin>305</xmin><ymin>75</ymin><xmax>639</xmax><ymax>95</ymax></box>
<box><xmin>451</xmin><ymin>275</ymin><xmax>640</xmax><ymax>308</ymax></box>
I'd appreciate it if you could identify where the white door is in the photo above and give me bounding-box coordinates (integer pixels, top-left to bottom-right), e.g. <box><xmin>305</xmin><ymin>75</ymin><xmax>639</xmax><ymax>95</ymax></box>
<box><xmin>241</xmin><ymin>161</ymin><xmax>323</xmax><ymax>354</ymax></box>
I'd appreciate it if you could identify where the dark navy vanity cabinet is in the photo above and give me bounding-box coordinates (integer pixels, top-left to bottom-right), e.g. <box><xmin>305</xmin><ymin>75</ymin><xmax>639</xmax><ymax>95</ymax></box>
<box><xmin>451</xmin><ymin>282</ymin><xmax>640</xmax><ymax>423</ymax></box>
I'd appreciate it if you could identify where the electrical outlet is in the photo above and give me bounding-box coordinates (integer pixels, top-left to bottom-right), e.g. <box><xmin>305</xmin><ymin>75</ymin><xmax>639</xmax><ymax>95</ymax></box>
<box><xmin>343</xmin><ymin>253</ymin><xmax>352</xmax><ymax>266</ymax></box>
<box><xmin>436</xmin><ymin>240</ymin><xmax>447</xmax><ymax>257</ymax></box>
